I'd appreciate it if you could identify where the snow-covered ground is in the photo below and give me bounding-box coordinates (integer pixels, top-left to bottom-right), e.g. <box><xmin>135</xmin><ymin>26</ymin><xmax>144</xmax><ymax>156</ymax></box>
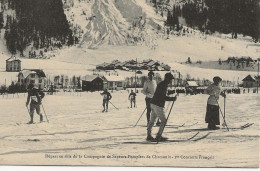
<box><xmin>0</xmin><ymin>91</ymin><xmax>258</xmax><ymax>167</ymax></box>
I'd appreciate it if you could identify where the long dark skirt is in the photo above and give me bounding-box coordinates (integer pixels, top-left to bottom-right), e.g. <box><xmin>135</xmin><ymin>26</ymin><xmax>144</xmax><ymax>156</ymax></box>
<box><xmin>205</xmin><ymin>104</ymin><xmax>220</xmax><ymax>125</ymax></box>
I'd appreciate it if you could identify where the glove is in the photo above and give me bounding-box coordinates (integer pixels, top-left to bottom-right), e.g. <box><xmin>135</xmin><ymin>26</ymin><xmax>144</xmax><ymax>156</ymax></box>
<box><xmin>171</xmin><ymin>96</ymin><xmax>177</xmax><ymax>101</ymax></box>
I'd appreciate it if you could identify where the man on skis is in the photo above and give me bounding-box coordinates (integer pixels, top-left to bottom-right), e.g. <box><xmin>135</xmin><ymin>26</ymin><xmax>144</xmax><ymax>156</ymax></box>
<box><xmin>143</xmin><ymin>71</ymin><xmax>161</xmax><ymax>126</ymax></box>
<box><xmin>128</xmin><ymin>89</ymin><xmax>136</xmax><ymax>108</ymax></box>
<box><xmin>204</xmin><ymin>76</ymin><xmax>226</xmax><ymax>130</ymax></box>
<box><xmin>147</xmin><ymin>73</ymin><xmax>177</xmax><ymax>141</ymax></box>
<box><xmin>101</xmin><ymin>88</ymin><xmax>112</xmax><ymax>112</ymax></box>
<box><xmin>26</xmin><ymin>83</ymin><xmax>45</xmax><ymax>124</ymax></box>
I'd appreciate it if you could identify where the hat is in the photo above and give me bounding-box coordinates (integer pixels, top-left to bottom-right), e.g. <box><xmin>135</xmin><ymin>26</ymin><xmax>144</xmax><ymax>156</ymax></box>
<box><xmin>165</xmin><ymin>73</ymin><xmax>174</xmax><ymax>80</ymax></box>
<box><xmin>213</xmin><ymin>76</ymin><xmax>222</xmax><ymax>83</ymax></box>
<box><xmin>148</xmin><ymin>71</ymin><xmax>154</xmax><ymax>76</ymax></box>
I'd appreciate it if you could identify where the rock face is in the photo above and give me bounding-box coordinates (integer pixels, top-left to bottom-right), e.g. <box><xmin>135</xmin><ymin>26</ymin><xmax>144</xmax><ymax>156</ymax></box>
<box><xmin>68</xmin><ymin>0</ymin><xmax>164</xmax><ymax>49</ymax></box>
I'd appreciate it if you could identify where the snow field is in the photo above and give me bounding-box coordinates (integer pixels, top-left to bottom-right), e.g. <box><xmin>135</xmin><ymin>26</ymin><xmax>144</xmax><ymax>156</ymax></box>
<box><xmin>0</xmin><ymin>91</ymin><xmax>258</xmax><ymax>167</ymax></box>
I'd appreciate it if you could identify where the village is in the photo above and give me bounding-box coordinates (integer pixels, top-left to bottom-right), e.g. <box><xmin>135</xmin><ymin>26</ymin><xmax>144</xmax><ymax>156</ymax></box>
<box><xmin>182</xmin><ymin>56</ymin><xmax>260</xmax><ymax>72</ymax></box>
<box><xmin>1</xmin><ymin>56</ymin><xmax>259</xmax><ymax>95</ymax></box>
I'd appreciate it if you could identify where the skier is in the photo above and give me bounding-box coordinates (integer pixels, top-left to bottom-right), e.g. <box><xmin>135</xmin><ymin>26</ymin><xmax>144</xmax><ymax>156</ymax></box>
<box><xmin>143</xmin><ymin>71</ymin><xmax>161</xmax><ymax>126</ymax></box>
<box><xmin>26</xmin><ymin>84</ymin><xmax>45</xmax><ymax>124</ymax></box>
<box><xmin>128</xmin><ymin>89</ymin><xmax>136</xmax><ymax>108</ymax></box>
<box><xmin>146</xmin><ymin>73</ymin><xmax>177</xmax><ymax>141</ymax></box>
<box><xmin>101</xmin><ymin>88</ymin><xmax>112</xmax><ymax>112</ymax></box>
<box><xmin>204</xmin><ymin>76</ymin><xmax>226</xmax><ymax>130</ymax></box>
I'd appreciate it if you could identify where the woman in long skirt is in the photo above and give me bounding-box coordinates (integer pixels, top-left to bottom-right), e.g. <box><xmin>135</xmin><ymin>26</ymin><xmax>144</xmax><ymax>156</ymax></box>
<box><xmin>204</xmin><ymin>76</ymin><xmax>226</xmax><ymax>130</ymax></box>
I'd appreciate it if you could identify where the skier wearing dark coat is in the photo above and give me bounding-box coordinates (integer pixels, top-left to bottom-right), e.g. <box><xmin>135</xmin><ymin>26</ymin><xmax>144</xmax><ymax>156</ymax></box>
<box><xmin>128</xmin><ymin>89</ymin><xmax>136</xmax><ymax>108</ymax></box>
<box><xmin>101</xmin><ymin>89</ymin><xmax>112</xmax><ymax>112</ymax></box>
<box><xmin>147</xmin><ymin>73</ymin><xmax>177</xmax><ymax>141</ymax></box>
<box><xmin>26</xmin><ymin>84</ymin><xmax>45</xmax><ymax>124</ymax></box>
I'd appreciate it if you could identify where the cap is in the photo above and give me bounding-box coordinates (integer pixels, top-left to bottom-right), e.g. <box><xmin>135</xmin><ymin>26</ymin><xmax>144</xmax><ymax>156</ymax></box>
<box><xmin>148</xmin><ymin>71</ymin><xmax>154</xmax><ymax>76</ymax></box>
<box><xmin>165</xmin><ymin>73</ymin><xmax>174</xmax><ymax>80</ymax></box>
<box><xmin>213</xmin><ymin>76</ymin><xmax>222</xmax><ymax>83</ymax></box>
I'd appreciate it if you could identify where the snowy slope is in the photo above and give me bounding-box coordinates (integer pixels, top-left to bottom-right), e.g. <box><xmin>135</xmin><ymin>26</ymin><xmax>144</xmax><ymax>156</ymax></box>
<box><xmin>0</xmin><ymin>92</ymin><xmax>258</xmax><ymax>167</ymax></box>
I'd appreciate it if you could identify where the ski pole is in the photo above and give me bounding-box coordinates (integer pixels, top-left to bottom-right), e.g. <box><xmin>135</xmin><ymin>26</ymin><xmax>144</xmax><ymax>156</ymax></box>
<box><xmin>134</xmin><ymin>107</ymin><xmax>147</xmax><ymax>127</ymax></box>
<box><xmin>222</xmin><ymin>96</ymin><xmax>227</xmax><ymax>127</ymax></box>
<box><xmin>214</xmin><ymin>95</ymin><xmax>229</xmax><ymax>131</ymax></box>
<box><xmin>109</xmin><ymin>101</ymin><xmax>119</xmax><ymax>110</ymax></box>
<box><xmin>157</xmin><ymin>94</ymin><xmax>178</xmax><ymax>144</ymax></box>
<box><xmin>41</xmin><ymin>104</ymin><xmax>49</xmax><ymax>123</ymax></box>
<box><xmin>224</xmin><ymin>96</ymin><xmax>226</xmax><ymax>119</ymax></box>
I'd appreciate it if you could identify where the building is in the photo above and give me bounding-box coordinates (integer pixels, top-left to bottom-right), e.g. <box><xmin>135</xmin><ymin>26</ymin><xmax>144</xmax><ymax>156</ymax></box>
<box><xmin>103</xmin><ymin>75</ymin><xmax>125</xmax><ymax>90</ymax></box>
<box><xmin>186</xmin><ymin>81</ymin><xmax>198</xmax><ymax>87</ymax></box>
<box><xmin>82</xmin><ymin>75</ymin><xmax>103</xmax><ymax>91</ymax></box>
<box><xmin>242</xmin><ymin>75</ymin><xmax>257</xmax><ymax>88</ymax></box>
<box><xmin>6</xmin><ymin>56</ymin><xmax>21</xmax><ymax>72</ymax></box>
<box><xmin>161</xmin><ymin>63</ymin><xmax>171</xmax><ymax>71</ymax></box>
<box><xmin>18</xmin><ymin>69</ymin><xmax>46</xmax><ymax>89</ymax></box>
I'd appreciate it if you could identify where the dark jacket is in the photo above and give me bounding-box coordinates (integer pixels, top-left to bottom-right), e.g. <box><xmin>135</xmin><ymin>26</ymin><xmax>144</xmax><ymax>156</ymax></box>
<box><xmin>26</xmin><ymin>88</ymin><xmax>45</xmax><ymax>105</ymax></box>
<box><xmin>129</xmin><ymin>92</ymin><xmax>136</xmax><ymax>100</ymax></box>
<box><xmin>150</xmin><ymin>80</ymin><xmax>175</xmax><ymax>107</ymax></box>
<box><xmin>101</xmin><ymin>91</ymin><xmax>112</xmax><ymax>101</ymax></box>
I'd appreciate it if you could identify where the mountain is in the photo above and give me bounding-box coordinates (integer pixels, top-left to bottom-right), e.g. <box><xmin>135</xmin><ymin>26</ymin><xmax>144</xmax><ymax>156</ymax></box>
<box><xmin>63</xmin><ymin>0</ymin><xmax>164</xmax><ymax>49</ymax></box>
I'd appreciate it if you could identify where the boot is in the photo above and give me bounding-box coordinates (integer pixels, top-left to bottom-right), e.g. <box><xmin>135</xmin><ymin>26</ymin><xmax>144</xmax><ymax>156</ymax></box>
<box><xmin>28</xmin><ymin>115</ymin><xmax>34</xmax><ymax>124</ymax></box>
<box><xmin>146</xmin><ymin>130</ymin><xmax>154</xmax><ymax>141</ymax></box>
<box><xmin>40</xmin><ymin>114</ymin><xmax>43</xmax><ymax>122</ymax></box>
<box><xmin>156</xmin><ymin>134</ymin><xmax>168</xmax><ymax>142</ymax></box>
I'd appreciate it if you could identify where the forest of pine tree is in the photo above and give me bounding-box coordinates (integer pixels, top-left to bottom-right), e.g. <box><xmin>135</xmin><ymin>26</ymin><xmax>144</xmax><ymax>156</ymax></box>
<box><xmin>3</xmin><ymin>0</ymin><xmax>74</xmax><ymax>55</ymax></box>
<box><xmin>160</xmin><ymin>0</ymin><xmax>260</xmax><ymax>42</ymax></box>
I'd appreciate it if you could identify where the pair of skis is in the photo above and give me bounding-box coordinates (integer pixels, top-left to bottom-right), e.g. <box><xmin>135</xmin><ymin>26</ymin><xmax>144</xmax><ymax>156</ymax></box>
<box><xmin>123</xmin><ymin>132</ymin><xmax>211</xmax><ymax>144</ymax></box>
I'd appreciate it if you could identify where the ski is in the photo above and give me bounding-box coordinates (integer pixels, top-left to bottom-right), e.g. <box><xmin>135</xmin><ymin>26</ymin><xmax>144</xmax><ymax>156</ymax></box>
<box><xmin>228</xmin><ymin>123</ymin><xmax>254</xmax><ymax>130</ymax></box>
<box><xmin>122</xmin><ymin>132</ymin><xmax>201</xmax><ymax>144</ymax></box>
<box><xmin>138</xmin><ymin>122</ymin><xmax>198</xmax><ymax>128</ymax></box>
<box><xmin>15</xmin><ymin>121</ymin><xmax>46</xmax><ymax>126</ymax></box>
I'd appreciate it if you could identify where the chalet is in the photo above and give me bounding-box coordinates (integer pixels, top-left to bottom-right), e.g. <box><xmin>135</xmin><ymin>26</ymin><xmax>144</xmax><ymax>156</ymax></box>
<box><xmin>103</xmin><ymin>75</ymin><xmax>125</xmax><ymax>90</ymax></box>
<box><xmin>147</xmin><ymin>60</ymin><xmax>160</xmax><ymax>71</ymax></box>
<box><xmin>82</xmin><ymin>75</ymin><xmax>103</xmax><ymax>91</ymax></box>
<box><xmin>6</xmin><ymin>56</ymin><xmax>21</xmax><ymax>72</ymax></box>
<box><xmin>242</xmin><ymin>75</ymin><xmax>257</xmax><ymax>88</ymax></box>
<box><xmin>161</xmin><ymin>64</ymin><xmax>171</xmax><ymax>71</ymax></box>
<box><xmin>18</xmin><ymin>69</ymin><xmax>46</xmax><ymax>89</ymax></box>
<box><xmin>96</xmin><ymin>63</ymin><xmax>114</xmax><ymax>70</ymax></box>
<box><xmin>142</xmin><ymin>59</ymin><xmax>153</xmax><ymax>65</ymax></box>
<box><xmin>186</xmin><ymin>81</ymin><xmax>198</xmax><ymax>88</ymax></box>
<box><xmin>114</xmin><ymin>62</ymin><xmax>124</xmax><ymax>69</ymax></box>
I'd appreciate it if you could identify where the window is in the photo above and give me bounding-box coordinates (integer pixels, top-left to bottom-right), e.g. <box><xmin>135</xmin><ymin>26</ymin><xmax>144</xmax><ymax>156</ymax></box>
<box><xmin>39</xmin><ymin>79</ymin><xmax>42</xmax><ymax>83</ymax></box>
<box><xmin>117</xmin><ymin>82</ymin><xmax>122</xmax><ymax>87</ymax></box>
<box><xmin>110</xmin><ymin>82</ymin><xmax>113</xmax><ymax>87</ymax></box>
<box><xmin>31</xmin><ymin>74</ymin><xmax>35</xmax><ymax>78</ymax></box>
<box><xmin>30</xmin><ymin>80</ymin><xmax>35</xmax><ymax>84</ymax></box>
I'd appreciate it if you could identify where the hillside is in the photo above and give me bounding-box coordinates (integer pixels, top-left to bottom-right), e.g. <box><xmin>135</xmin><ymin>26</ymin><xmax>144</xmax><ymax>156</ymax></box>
<box><xmin>0</xmin><ymin>0</ymin><xmax>259</xmax><ymax>86</ymax></box>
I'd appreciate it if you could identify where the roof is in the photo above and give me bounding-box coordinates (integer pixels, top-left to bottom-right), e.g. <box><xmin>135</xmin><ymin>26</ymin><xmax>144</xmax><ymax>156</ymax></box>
<box><xmin>111</xmin><ymin>60</ymin><xmax>121</xmax><ymax>65</ymax></box>
<box><xmin>255</xmin><ymin>76</ymin><xmax>260</xmax><ymax>80</ymax></box>
<box><xmin>143</xmin><ymin>59</ymin><xmax>153</xmax><ymax>63</ymax></box>
<box><xmin>19</xmin><ymin>69</ymin><xmax>46</xmax><ymax>78</ymax></box>
<box><xmin>242</xmin><ymin>75</ymin><xmax>255</xmax><ymax>82</ymax></box>
<box><xmin>97</xmin><ymin>62</ymin><xmax>110</xmax><ymax>67</ymax></box>
<box><xmin>104</xmin><ymin>75</ymin><xmax>125</xmax><ymax>82</ymax></box>
<box><xmin>6</xmin><ymin>57</ymin><xmax>21</xmax><ymax>62</ymax></box>
<box><xmin>187</xmin><ymin>81</ymin><xmax>198</xmax><ymax>87</ymax></box>
<box><xmin>147</xmin><ymin>60</ymin><xmax>160</xmax><ymax>66</ymax></box>
<box><xmin>82</xmin><ymin>75</ymin><xmax>100</xmax><ymax>82</ymax></box>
